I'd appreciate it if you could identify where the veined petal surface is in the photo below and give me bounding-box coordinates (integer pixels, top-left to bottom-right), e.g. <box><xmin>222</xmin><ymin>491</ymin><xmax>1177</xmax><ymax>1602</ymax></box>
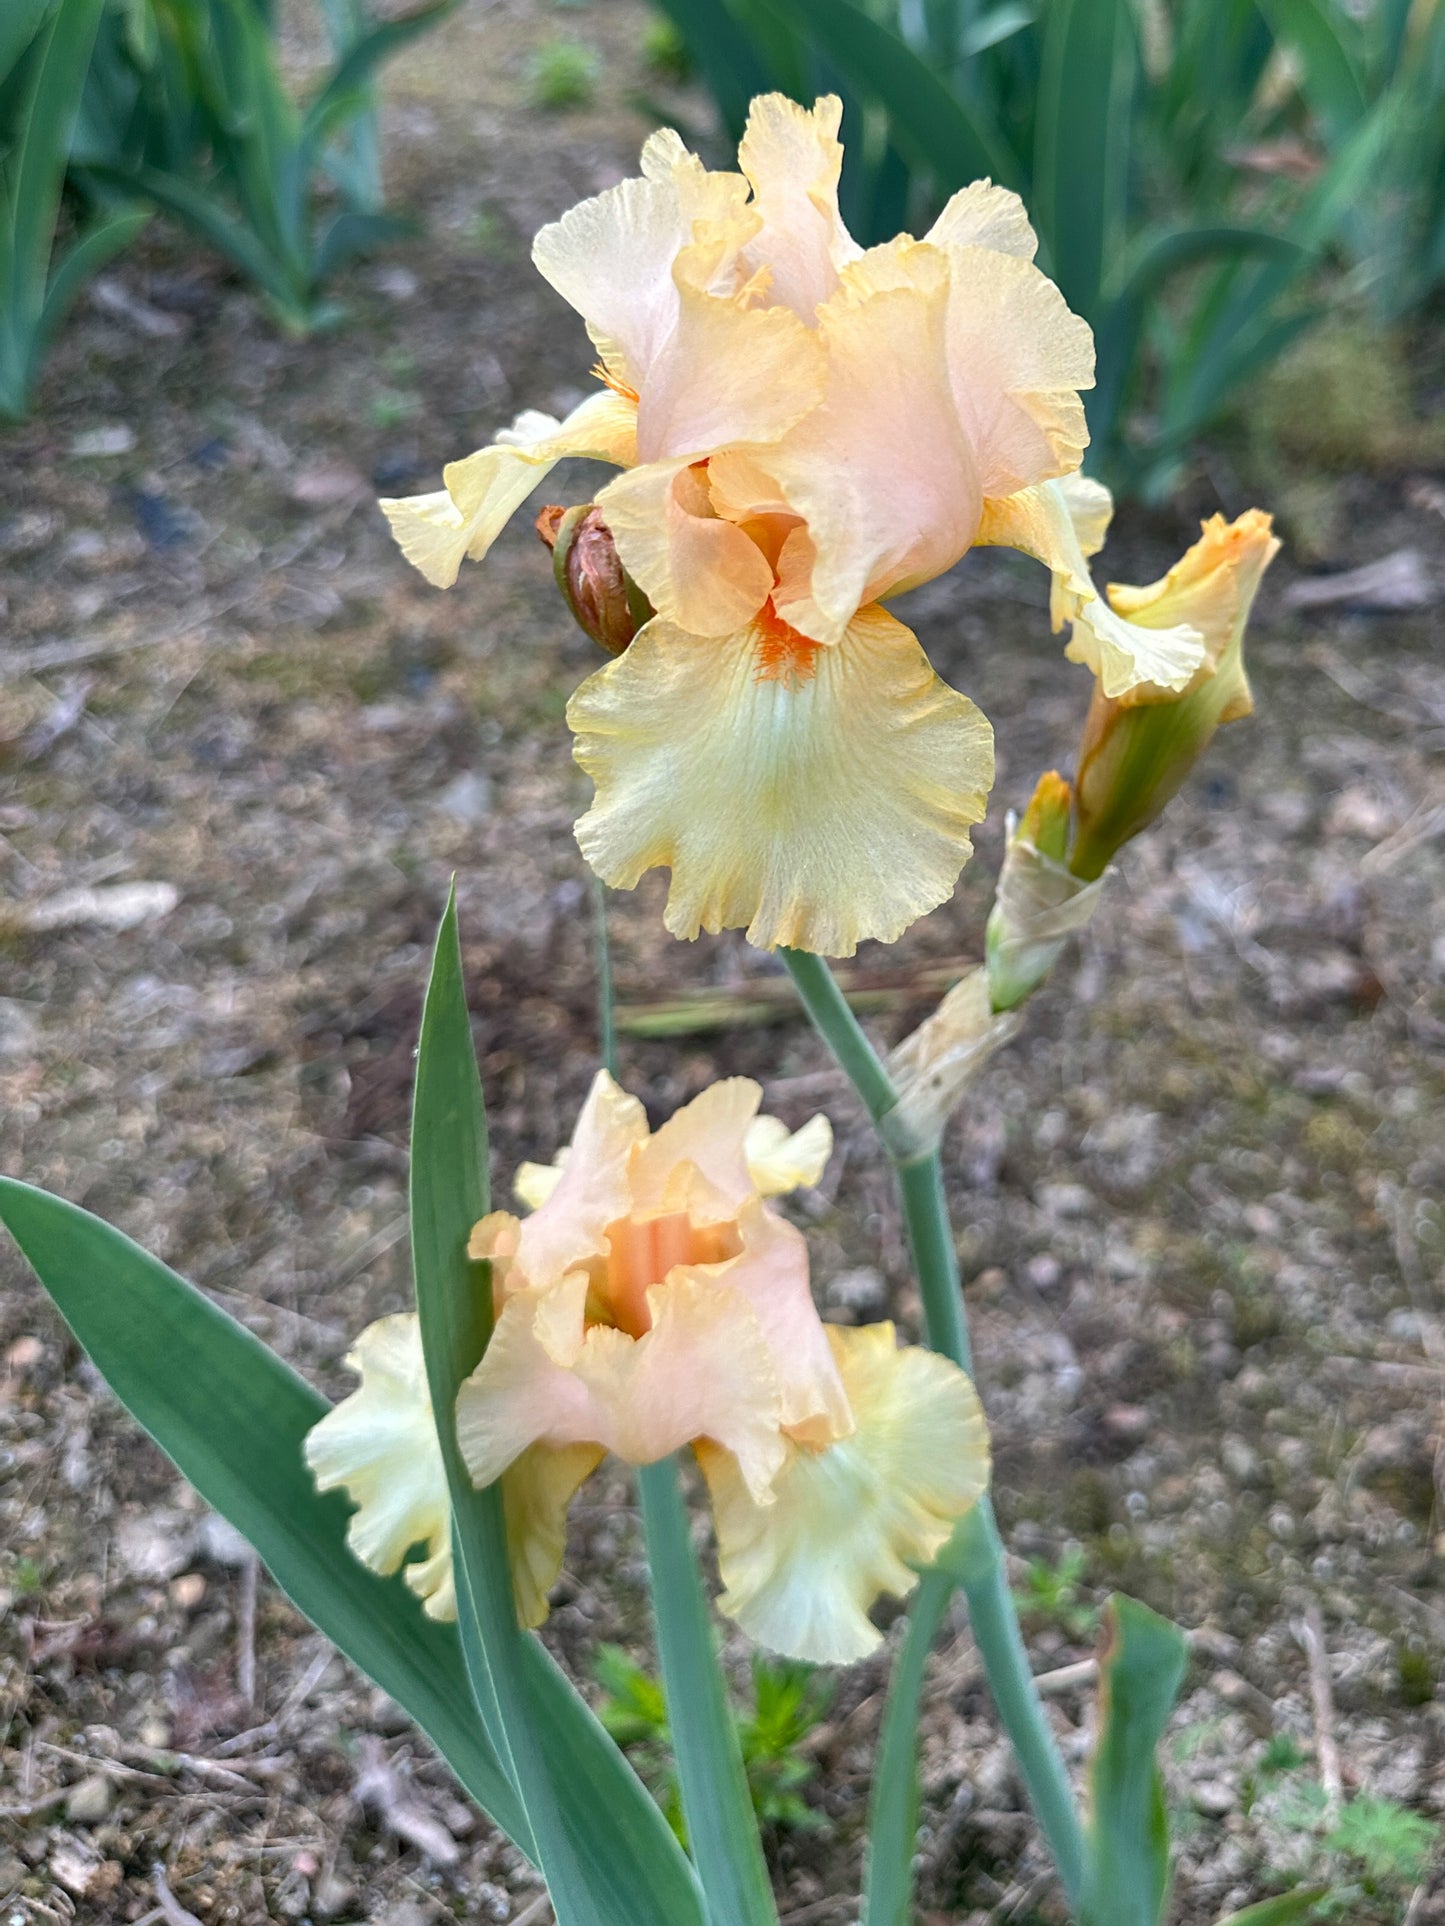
<box><xmin>568</xmin><ymin>604</ymin><xmax>994</xmax><ymax>957</ymax></box>
<box><xmin>701</xmin><ymin>1323</ymin><xmax>991</xmax><ymax>1663</ymax></box>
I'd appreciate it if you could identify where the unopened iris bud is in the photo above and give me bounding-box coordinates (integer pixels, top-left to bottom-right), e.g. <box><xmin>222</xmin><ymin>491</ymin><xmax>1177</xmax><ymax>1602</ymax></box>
<box><xmin>985</xmin><ymin>771</ymin><xmax>1103</xmax><ymax>1014</ymax></box>
<box><xmin>1070</xmin><ymin>510</ymin><xmax>1279</xmax><ymax>881</ymax></box>
<box><xmin>537</xmin><ymin>503</ymin><xmax>652</xmax><ymax>657</ymax></box>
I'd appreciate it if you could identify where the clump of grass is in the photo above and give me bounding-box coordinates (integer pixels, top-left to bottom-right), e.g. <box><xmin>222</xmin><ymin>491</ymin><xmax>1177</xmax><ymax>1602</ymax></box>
<box><xmin>594</xmin><ymin>1646</ymin><xmax>833</xmax><ymax>1839</ymax></box>
<box><xmin>643</xmin><ymin>19</ymin><xmax>691</xmax><ymax>82</ymax></box>
<box><xmin>527</xmin><ymin>37</ymin><xmax>600</xmax><ymax>109</ymax></box>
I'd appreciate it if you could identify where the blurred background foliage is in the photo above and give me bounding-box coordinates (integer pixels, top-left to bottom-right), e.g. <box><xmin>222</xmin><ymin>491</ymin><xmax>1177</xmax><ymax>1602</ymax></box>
<box><xmin>1</xmin><ymin>0</ymin><xmax>1441</xmax><ymax>496</ymax></box>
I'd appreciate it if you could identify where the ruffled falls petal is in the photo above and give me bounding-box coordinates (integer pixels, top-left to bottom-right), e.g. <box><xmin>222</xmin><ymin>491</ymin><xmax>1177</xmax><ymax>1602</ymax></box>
<box><xmin>304</xmin><ymin>1314</ymin><xmax>454</xmax><ymax>1617</ymax></box>
<box><xmin>567</xmin><ymin>603</ymin><xmax>995</xmax><ymax>957</ymax></box>
<box><xmin>700</xmin><ymin>1323</ymin><xmax>992</xmax><ymax>1664</ymax></box>
<box><xmin>379</xmin><ymin>391</ymin><xmax>638</xmax><ymax>590</ymax></box>
<box><xmin>503</xmin><ymin>1441</ymin><xmax>604</xmax><ymax>1628</ymax></box>
<box><xmin>978</xmin><ymin>478</ymin><xmax>1206</xmax><ymax>698</ymax></box>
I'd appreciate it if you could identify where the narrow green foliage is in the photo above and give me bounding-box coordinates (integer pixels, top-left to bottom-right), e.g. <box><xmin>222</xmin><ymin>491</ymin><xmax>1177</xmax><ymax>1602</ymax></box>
<box><xmin>78</xmin><ymin>0</ymin><xmax>451</xmax><ymax>333</ymax></box>
<box><xmin>1215</xmin><ymin>1893</ymin><xmax>1330</xmax><ymax>1926</ymax></box>
<box><xmin>1079</xmin><ymin>1595</ymin><xmax>1190</xmax><ymax>1926</ymax></box>
<box><xmin>1324</xmin><ymin>1797</ymin><xmax>1438</xmax><ymax>1888</ymax></box>
<box><xmin>0</xmin><ymin>0</ymin><xmax>148</xmax><ymax>420</ymax></box>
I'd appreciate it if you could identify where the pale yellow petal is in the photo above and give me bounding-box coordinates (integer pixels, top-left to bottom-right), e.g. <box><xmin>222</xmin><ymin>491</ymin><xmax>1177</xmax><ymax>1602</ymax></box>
<box><xmin>599</xmin><ymin>459</ymin><xmax>774</xmax><ymax>636</ymax></box>
<box><xmin>736</xmin><ymin>93</ymin><xmax>860</xmax><ymax>317</ymax></box>
<box><xmin>532</xmin><ymin>151</ymin><xmax>750</xmax><ymax>392</ymax></box>
<box><xmin>379</xmin><ymin>391</ymin><xmax>637</xmax><ymax>589</ymax></box>
<box><xmin>977</xmin><ymin>479</ymin><xmax>1205</xmax><ymax>698</ymax></box>
<box><xmin>568</xmin><ymin>604</ymin><xmax>994</xmax><ymax>957</ymax></box>
<box><xmin>304</xmin><ymin>1314</ymin><xmax>453</xmax><ymax>1614</ymax></box>
<box><xmin>514</xmin><ymin>1158</ymin><xmax>564</xmax><ymax>1211</ymax></box>
<box><xmin>1104</xmin><ymin>508</ymin><xmax>1279</xmax><ymax>715</ymax></box>
<box><xmin>701</xmin><ymin>1322</ymin><xmax>991</xmax><ymax>1664</ymax></box>
<box><xmin>940</xmin><ymin>246</ymin><xmax>1095</xmax><ymax>498</ymax></box>
<box><xmin>503</xmin><ymin>1441</ymin><xmax>603</xmax><ymax>1628</ymax></box>
<box><xmin>925</xmin><ymin>180</ymin><xmax>1037</xmax><ymax>258</ymax></box>
<box><xmin>744</xmin><ymin>1113</ymin><xmax>833</xmax><ymax>1195</ymax></box>
<box><xmin>765</xmin><ymin>240</ymin><xmax>982</xmax><ymax>639</ymax></box>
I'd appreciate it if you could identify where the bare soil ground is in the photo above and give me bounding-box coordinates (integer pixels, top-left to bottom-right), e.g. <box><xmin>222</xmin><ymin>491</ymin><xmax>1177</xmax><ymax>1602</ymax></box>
<box><xmin>3</xmin><ymin>4</ymin><xmax>1445</xmax><ymax>1920</ymax></box>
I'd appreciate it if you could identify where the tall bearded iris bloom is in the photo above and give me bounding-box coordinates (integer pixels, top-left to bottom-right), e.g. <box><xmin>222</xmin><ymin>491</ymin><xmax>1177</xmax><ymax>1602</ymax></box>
<box><xmin>380</xmin><ymin>95</ymin><xmax>1185</xmax><ymax>955</ymax></box>
<box><xmin>306</xmin><ymin>1073</ymin><xmax>989</xmax><ymax>1661</ymax></box>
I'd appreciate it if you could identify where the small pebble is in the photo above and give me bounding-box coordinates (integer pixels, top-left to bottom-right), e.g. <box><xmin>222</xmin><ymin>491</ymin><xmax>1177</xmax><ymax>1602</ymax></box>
<box><xmin>64</xmin><ymin>1774</ymin><xmax>114</xmax><ymax>1827</ymax></box>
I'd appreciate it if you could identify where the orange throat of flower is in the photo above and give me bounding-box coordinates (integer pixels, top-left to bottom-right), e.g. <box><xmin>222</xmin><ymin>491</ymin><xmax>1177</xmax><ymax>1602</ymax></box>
<box><xmin>593</xmin><ymin>1210</ymin><xmax>743</xmax><ymax>1338</ymax></box>
<box><xmin>754</xmin><ymin>600</ymin><xmax>820</xmax><ymax>686</ymax></box>
<box><xmin>593</xmin><ymin>362</ymin><xmax>640</xmax><ymax>405</ymax></box>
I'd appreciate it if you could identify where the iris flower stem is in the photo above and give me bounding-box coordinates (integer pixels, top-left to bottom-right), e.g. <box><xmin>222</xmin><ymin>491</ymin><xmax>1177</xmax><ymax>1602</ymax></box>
<box><xmin>637</xmin><ymin>1457</ymin><xmax>780</xmax><ymax>1926</ymax></box>
<box><xmin>778</xmin><ymin>949</ymin><xmax>1087</xmax><ymax>1916</ymax></box>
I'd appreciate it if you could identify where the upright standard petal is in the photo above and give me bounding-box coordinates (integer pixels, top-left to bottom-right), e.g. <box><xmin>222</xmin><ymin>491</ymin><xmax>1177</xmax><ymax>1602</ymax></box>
<box><xmin>939</xmin><ymin>245</ymin><xmax>1095</xmax><ymax>500</ymax></box>
<box><xmin>483</xmin><ymin>1069</ymin><xmax>649</xmax><ymax>1291</ymax></box>
<box><xmin>532</xmin><ymin>141</ymin><xmax>750</xmax><ymax>393</ymax></box>
<box><xmin>925</xmin><ymin>180</ymin><xmax>1038</xmax><ymax>258</ymax></box>
<box><xmin>763</xmin><ymin>241</ymin><xmax>983</xmax><ymax>641</ymax></box>
<box><xmin>978</xmin><ymin>478</ymin><xmax>1206</xmax><ymax>697</ymax></box>
<box><xmin>568</xmin><ymin>603</ymin><xmax>995</xmax><ymax>957</ymax></box>
<box><xmin>700</xmin><ymin>1323</ymin><xmax>991</xmax><ymax>1664</ymax></box>
<box><xmin>380</xmin><ymin>391</ymin><xmax>638</xmax><ymax>590</ymax></box>
<box><xmin>736</xmin><ymin>93</ymin><xmax>861</xmax><ymax>318</ymax></box>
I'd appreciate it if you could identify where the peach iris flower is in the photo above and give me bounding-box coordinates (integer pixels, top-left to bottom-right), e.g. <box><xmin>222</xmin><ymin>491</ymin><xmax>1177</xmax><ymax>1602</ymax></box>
<box><xmin>378</xmin><ymin>95</ymin><xmax>1138</xmax><ymax>956</ymax></box>
<box><xmin>306</xmin><ymin>1073</ymin><xmax>990</xmax><ymax>1661</ymax></box>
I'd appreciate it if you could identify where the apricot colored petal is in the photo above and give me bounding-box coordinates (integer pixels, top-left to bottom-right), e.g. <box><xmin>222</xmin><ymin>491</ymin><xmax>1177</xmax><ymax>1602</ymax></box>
<box><xmin>635</xmin><ymin>275</ymin><xmax>824</xmax><ymax>463</ymax></box>
<box><xmin>304</xmin><ymin>1314</ymin><xmax>454</xmax><ymax>1617</ymax></box>
<box><xmin>718</xmin><ymin>1200</ymin><xmax>852</xmax><ymax>1444</ymax></box>
<box><xmin>744</xmin><ymin>1112</ymin><xmax>833</xmax><ymax>1195</ymax></box>
<box><xmin>512</xmin><ymin>1069</ymin><xmax>649</xmax><ymax>1285</ymax></box>
<box><xmin>767</xmin><ymin>241</ymin><xmax>982</xmax><ymax>640</ymax></box>
<box><xmin>455</xmin><ymin>1274</ymin><xmax>786</xmax><ymax>1502</ymax></box>
<box><xmin>379</xmin><ymin>391</ymin><xmax>637</xmax><ymax>589</ymax></box>
<box><xmin>629</xmin><ymin>1077</ymin><xmax>762</xmax><ymax>1212</ymax></box>
<box><xmin>925</xmin><ymin>179</ymin><xmax>1037</xmax><ymax>258</ymax></box>
<box><xmin>568</xmin><ymin>604</ymin><xmax>994</xmax><ymax>957</ymax></box>
<box><xmin>514</xmin><ymin>1159</ymin><xmax>563</xmax><ymax>1211</ymax></box>
<box><xmin>978</xmin><ymin>479</ymin><xmax>1205</xmax><ymax>698</ymax></box>
<box><xmin>701</xmin><ymin>1323</ymin><xmax>991</xmax><ymax>1664</ymax></box>
<box><xmin>736</xmin><ymin>93</ymin><xmax>860</xmax><ymax>317</ymax></box>
<box><xmin>532</xmin><ymin>146</ymin><xmax>749</xmax><ymax>392</ymax></box>
<box><xmin>503</xmin><ymin>1441</ymin><xmax>603</xmax><ymax>1628</ymax></box>
<box><xmin>599</xmin><ymin>460</ymin><xmax>774</xmax><ymax>636</ymax></box>
<box><xmin>941</xmin><ymin>245</ymin><xmax>1095</xmax><ymax>499</ymax></box>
